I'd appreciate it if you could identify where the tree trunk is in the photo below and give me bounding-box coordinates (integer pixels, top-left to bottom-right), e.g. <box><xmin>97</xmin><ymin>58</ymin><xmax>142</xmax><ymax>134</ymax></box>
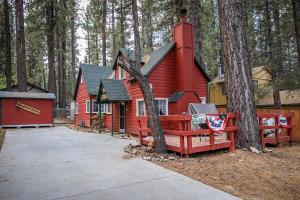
<box><xmin>61</xmin><ymin>0</ymin><xmax>67</xmax><ymax>108</ymax></box>
<box><xmin>111</xmin><ymin>0</ymin><xmax>117</xmax><ymax>58</ymax></box>
<box><xmin>132</xmin><ymin>0</ymin><xmax>142</xmax><ymax>69</ymax></box>
<box><xmin>4</xmin><ymin>0</ymin><xmax>12</xmax><ymax>90</ymax></box>
<box><xmin>188</xmin><ymin>0</ymin><xmax>204</xmax><ymax>66</ymax></box>
<box><xmin>71</xmin><ymin>1</ymin><xmax>76</xmax><ymax>91</ymax></box>
<box><xmin>218</xmin><ymin>0</ymin><xmax>261</xmax><ymax>150</ymax></box>
<box><xmin>56</xmin><ymin>26</ymin><xmax>62</xmax><ymax>107</ymax></box>
<box><xmin>46</xmin><ymin>0</ymin><xmax>56</xmax><ymax>95</ymax></box>
<box><xmin>15</xmin><ymin>0</ymin><xmax>27</xmax><ymax>92</ymax></box>
<box><xmin>102</xmin><ymin>0</ymin><xmax>107</xmax><ymax>66</ymax></box>
<box><xmin>292</xmin><ymin>0</ymin><xmax>300</xmax><ymax>67</ymax></box>
<box><xmin>130</xmin><ymin>0</ymin><xmax>167</xmax><ymax>153</ymax></box>
<box><xmin>265</xmin><ymin>0</ymin><xmax>281</xmax><ymax>109</ymax></box>
<box><xmin>120</xmin><ymin>0</ymin><xmax>125</xmax><ymax>47</ymax></box>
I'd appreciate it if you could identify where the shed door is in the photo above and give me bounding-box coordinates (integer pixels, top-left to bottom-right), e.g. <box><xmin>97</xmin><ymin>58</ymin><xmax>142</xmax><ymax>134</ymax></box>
<box><xmin>119</xmin><ymin>102</ymin><xmax>126</xmax><ymax>133</ymax></box>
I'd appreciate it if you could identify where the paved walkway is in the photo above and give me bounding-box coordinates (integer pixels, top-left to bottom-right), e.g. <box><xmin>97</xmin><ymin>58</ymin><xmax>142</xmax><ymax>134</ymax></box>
<box><xmin>0</xmin><ymin>126</ymin><xmax>239</xmax><ymax>200</ymax></box>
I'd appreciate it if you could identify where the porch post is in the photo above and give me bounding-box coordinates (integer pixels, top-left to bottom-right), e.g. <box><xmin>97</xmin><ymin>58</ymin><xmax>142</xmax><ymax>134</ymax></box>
<box><xmin>99</xmin><ymin>101</ymin><xmax>101</xmax><ymax>133</ymax></box>
<box><xmin>111</xmin><ymin>101</ymin><xmax>114</xmax><ymax>136</ymax></box>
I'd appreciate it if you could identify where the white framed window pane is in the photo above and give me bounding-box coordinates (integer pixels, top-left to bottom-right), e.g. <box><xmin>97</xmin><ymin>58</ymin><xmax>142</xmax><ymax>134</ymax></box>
<box><xmin>155</xmin><ymin>100</ymin><xmax>167</xmax><ymax>115</ymax></box>
<box><xmin>93</xmin><ymin>101</ymin><xmax>99</xmax><ymax>113</ymax></box>
<box><xmin>101</xmin><ymin>104</ymin><xmax>106</xmax><ymax>113</ymax></box>
<box><xmin>107</xmin><ymin>104</ymin><xmax>112</xmax><ymax>113</ymax></box>
<box><xmin>75</xmin><ymin>103</ymin><xmax>78</xmax><ymax>114</ymax></box>
<box><xmin>86</xmin><ymin>101</ymin><xmax>90</xmax><ymax>113</ymax></box>
<box><xmin>138</xmin><ymin>100</ymin><xmax>145</xmax><ymax>116</ymax></box>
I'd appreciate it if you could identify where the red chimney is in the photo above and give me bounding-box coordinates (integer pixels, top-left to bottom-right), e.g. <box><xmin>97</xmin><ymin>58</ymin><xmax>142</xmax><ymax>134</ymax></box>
<box><xmin>173</xmin><ymin>9</ymin><xmax>195</xmax><ymax>92</ymax></box>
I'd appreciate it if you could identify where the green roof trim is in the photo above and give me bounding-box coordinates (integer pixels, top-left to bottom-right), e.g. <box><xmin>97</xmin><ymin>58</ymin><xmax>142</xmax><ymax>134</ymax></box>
<box><xmin>169</xmin><ymin>91</ymin><xmax>184</xmax><ymax>103</ymax></box>
<box><xmin>74</xmin><ymin>64</ymin><xmax>113</xmax><ymax>99</ymax></box>
<box><xmin>97</xmin><ymin>79</ymin><xmax>131</xmax><ymax>102</ymax></box>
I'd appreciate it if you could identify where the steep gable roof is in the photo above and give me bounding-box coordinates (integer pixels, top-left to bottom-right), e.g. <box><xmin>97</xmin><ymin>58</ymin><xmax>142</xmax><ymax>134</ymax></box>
<box><xmin>74</xmin><ymin>64</ymin><xmax>113</xmax><ymax>100</ymax></box>
<box><xmin>112</xmin><ymin>43</ymin><xmax>210</xmax><ymax>81</ymax></box>
<box><xmin>97</xmin><ymin>79</ymin><xmax>131</xmax><ymax>102</ymax></box>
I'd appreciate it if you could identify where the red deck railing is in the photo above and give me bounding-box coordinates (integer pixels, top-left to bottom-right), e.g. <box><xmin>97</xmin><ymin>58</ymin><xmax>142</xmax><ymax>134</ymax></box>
<box><xmin>257</xmin><ymin>113</ymin><xmax>293</xmax><ymax>147</ymax></box>
<box><xmin>137</xmin><ymin>113</ymin><xmax>238</xmax><ymax>156</ymax></box>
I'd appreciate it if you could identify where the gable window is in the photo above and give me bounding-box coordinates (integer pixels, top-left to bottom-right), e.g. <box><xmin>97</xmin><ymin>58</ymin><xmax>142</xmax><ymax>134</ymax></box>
<box><xmin>119</xmin><ymin>67</ymin><xmax>126</xmax><ymax>80</ymax></box>
<box><xmin>136</xmin><ymin>99</ymin><xmax>146</xmax><ymax>116</ymax></box>
<box><xmin>75</xmin><ymin>103</ymin><xmax>78</xmax><ymax>114</ymax></box>
<box><xmin>155</xmin><ymin>98</ymin><xmax>168</xmax><ymax>116</ymax></box>
<box><xmin>86</xmin><ymin>100</ymin><xmax>90</xmax><ymax>113</ymax></box>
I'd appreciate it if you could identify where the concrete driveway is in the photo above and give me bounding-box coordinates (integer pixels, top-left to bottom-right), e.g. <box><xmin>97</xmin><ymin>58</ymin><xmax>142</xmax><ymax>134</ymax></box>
<box><xmin>0</xmin><ymin>126</ymin><xmax>239</xmax><ymax>200</ymax></box>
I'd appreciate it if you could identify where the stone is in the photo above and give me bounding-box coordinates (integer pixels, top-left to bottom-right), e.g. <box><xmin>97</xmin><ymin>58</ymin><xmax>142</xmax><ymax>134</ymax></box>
<box><xmin>249</xmin><ymin>147</ymin><xmax>260</xmax><ymax>154</ymax></box>
<box><xmin>132</xmin><ymin>149</ymin><xmax>138</xmax><ymax>155</ymax></box>
<box><xmin>229</xmin><ymin>153</ymin><xmax>235</xmax><ymax>157</ymax></box>
<box><xmin>169</xmin><ymin>156</ymin><xmax>176</xmax><ymax>160</ymax></box>
<box><xmin>142</xmin><ymin>156</ymin><xmax>152</xmax><ymax>161</ymax></box>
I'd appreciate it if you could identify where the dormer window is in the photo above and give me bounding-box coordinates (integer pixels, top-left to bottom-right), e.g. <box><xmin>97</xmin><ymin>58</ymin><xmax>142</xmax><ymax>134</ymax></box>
<box><xmin>119</xmin><ymin>67</ymin><xmax>126</xmax><ymax>80</ymax></box>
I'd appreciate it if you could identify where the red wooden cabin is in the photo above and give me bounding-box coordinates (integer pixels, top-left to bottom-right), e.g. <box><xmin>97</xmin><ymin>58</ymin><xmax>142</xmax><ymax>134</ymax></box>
<box><xmin>97</xmin><ymin>11</ymin><xmax>210</xmax><ymax>135</ymax></box>
<box><xmin>0</xmin><ymin>91</ymin><xmax>55</xmax><ymax>128</ymax></box>
<box><xmin>74</xmin><ymin>64</ymin><xmax>113</xmax><ymax>127</ymax></box>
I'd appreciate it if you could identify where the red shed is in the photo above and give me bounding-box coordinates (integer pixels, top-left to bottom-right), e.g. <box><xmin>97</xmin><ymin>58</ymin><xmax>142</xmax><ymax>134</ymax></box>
<box><xmin>97</xmin><ymin>11</ymin><xmax>210</xmax><ymax>135</ymax></box>
<box><xmin>0</xmin><ymin>91</ymin><xmax>56</xmax><ymax>128</ymax></box>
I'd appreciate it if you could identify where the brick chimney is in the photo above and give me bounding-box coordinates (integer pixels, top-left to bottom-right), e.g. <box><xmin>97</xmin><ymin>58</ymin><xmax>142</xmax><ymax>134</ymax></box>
<box><xmin>172</xmin><ymin>9</ymin><xmax>195</xmax><ymax>92</ymax></box>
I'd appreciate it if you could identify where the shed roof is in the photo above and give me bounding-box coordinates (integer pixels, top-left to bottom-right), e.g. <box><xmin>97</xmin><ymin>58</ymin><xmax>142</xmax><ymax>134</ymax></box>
<box><xmin>169</xmin><ymin>91</ymin><xmax>184</xmax><ymax>102</ymax></box>
<box><xmin>0</xmin><ymin>91</ymin><xmax>56</xmax><ymax>99</ymax></box>
<box><xmin>97</xmin><ymin>79</ymin><xmax>131</xmax><ymax>102</ymax></box>
<box><xmin>74</xmin><ymin>64</ymin><xmax>114</xmax><ymax>99</ymax></box>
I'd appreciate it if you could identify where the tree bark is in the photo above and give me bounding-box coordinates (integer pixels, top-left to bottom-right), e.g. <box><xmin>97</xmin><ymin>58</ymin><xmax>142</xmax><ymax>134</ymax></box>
<box><xmin>218</xmin><ymin>0</ymin><xmax>261</xmax><ymax>150</ymax></box>
<box><xmin>15</xmin><ymin>0</ymin><xmax>27</xmax><ymax>92</ymax></box>
<box><xmin>188</xmin><ymin>0</ymin><xmax>204</xmax><ymax>66</ymax></box>
<box><xmin>292</xmin><ymin>0</ymin><xmax>300</xmax><ymax>67</ymax></box>
<box><xmin>61</xmin><ymin>0</ymin><xmax>67</xmax><ymax>108</ymax></box>
<box><xmin>132</xmin><ymin>0</ymin><xmax>142</xmax><ymax>69</ymax></box>
<box><xmin>56</xmin><ymin>25</ymin><xmax>62</xmax><ymax>107</ymax></box>
<box><xmin>265</xmin><ymin>0</ymin><xmax>281</xmax><ymax>109</ymax></box>
<box><xmin>46</xmin><ymin>0</ymin><xmax>57</xmax><ymax>95</ymax></box>
<box><xmin>111</xmin><ymin>0</ymin><xmax>117</xmax><ymax>58</ymax></box>
<box><xmin>4</xmin><ymin>0</ymin><xmax>12</xmax><ymax>90</ymax></box>
<box><xmin>71</xmin><ymin>0</ymin><xmax>76</xmax><ymax>91</ymax></box>
<box><xmin>102</xmin><ymin>0</ymin><xmax>107</xmax><ymax>66</ymax></box>
<box><xmin>130</xmin><ymin>0</ymin><xmax>167</xmax><ymax>153</ymax></box>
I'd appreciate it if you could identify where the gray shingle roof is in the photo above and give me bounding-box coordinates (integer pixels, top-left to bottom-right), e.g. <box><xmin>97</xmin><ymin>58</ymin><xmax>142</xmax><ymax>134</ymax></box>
<box><xmin>80</xmin><ymin>64</ymin><xmax>114</xmax><ymax>95</ymax></box>
<box><xmin>0</xmin><ymin>91</ymin><xmax>56</xmax><ymax>99</ymax></box>
<box><xmin>169</xmin><ymin>91</ymin><xmax>184</xmax><ymax>102</ymax></box>
<box><xmin>141</xmin><ymin>42</ymin><xmax>175</xmax><ymax>75</ymax></box>
<box><xmin>98</xmin><ymin>79</ymin><xmax>131</xmax><ymax>102</ymax></box>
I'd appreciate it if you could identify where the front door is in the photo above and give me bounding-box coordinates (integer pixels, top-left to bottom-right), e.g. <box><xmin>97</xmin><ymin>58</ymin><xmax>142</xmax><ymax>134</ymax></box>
<box><xmin>119</xmin><ymin>102</ymin><xmax>126</xmax><ymax>133</ymax></box>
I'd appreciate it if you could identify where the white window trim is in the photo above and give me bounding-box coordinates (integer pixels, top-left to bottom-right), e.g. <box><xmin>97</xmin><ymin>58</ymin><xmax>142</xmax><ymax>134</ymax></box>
<box><xmin>136</xmin><ymin>99</ymin><xmax>146</xmax><ymax>116</ymax></box>
<box><xmin>75</xmin><ymin>103</ymin><xmax>78</xmax><ymax>114</ymax></box>
<box><xmin>119</xmin><ymin>67</ymin><xmax>126</xmax><ymax>80</ymax></box>
<box><xmin>86</xmin><ymin>100</ymin><xmax>90</xmax><ymax>113</ymax></box>
<box><xmin>106</xmin><ymin>104</ymin><xmax>112</xmax><ymax>114</ymax></box>
<box><xmin>155</xmin><ymin>98</ymin><xmax>169</xmax><ymax>116</ymax></box>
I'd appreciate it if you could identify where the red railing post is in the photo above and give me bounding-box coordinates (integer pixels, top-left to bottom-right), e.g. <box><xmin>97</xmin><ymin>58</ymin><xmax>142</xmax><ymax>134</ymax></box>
<box><xmin>287</xmin><ymin>114</ymin><xmax>293</xmax><ymax>146</ymax></box>
<box><xmin>259</xmin><ymin>116</ymin><xmax>265</xmax><ymax>148</ymax></box>
<box><xmin>229</xmin><ymin>117</ymin><xmax>235</xmax><ymax>152</ymax></box>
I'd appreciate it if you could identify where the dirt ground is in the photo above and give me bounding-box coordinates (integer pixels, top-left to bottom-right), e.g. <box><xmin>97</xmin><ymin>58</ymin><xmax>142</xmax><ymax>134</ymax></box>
<box><xmin>124</xmin><ymin>143</ymin><xmax>300</xmax><ymax>200</ymax></box>
<box><xmin>0</xmin><ymin>129</ymin><xmax>6</xmax><ymax>152</ymax></box>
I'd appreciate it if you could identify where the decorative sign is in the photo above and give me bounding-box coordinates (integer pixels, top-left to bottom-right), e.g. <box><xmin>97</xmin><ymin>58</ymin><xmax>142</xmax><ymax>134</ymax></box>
<box><xmin>206</xmin><ymin>114</ymin><xmax>227</xmax><ymax>133</ymax></box>
<box><xmin>191</xmin><ymin>114</ymin><xmax>206</xmax><ymax>130</ymax></box>
<box><xmin>16</xmin><ymin>102</ymin><xmax>41</xmax><ymax>115</ymax></box>
<box><xmin>279</xmin><ymin>114</ymin><xmax>288</xmax><ymax>127</ymax></box>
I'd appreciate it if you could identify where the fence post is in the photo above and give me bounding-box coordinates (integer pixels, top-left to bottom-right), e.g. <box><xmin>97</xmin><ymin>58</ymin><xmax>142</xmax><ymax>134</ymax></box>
<box><xmin>259</xmin><ymin>116</ymin><xmax>265</xmax><ymax>148</ymax></box>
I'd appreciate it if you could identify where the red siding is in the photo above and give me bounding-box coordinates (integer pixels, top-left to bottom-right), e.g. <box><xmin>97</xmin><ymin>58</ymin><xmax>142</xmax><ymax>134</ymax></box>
<box><xmin>1</xmin><ymin>98</ymin><xmax>53</xmax><ymax>125</ymax></box>
<box><xmin>194</xmin><ymin>63</ymin><xmax>207</xmax><ymax>98</ymax></box>
<box><xmin>75</xmin><ymin>74</ymin><xmax>96</xmax><ymax>127</ymax></box>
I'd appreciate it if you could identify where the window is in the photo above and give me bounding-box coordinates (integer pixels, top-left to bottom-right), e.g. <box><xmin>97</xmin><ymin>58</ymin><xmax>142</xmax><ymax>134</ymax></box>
<box><xmin>86</xmin><ymin>100</ymin><xmax>90</xmax><ymax>113</ymax></box>
<box><xmin>155</xmin><ymin>98</ymin><xmax>168</xmax><ymax>116</ymax></box>
<box><xmin>75</xmin><ymin>103</ymin><xmax>78</xmax><ymax>114</ymax></box>
<box><xmin>100</xmin><ymin>104</ymin><xmax>106</xmax><ymax>113</ymax></box>
<box><xmin>92</xmin><ymin>100</ymin><xmax>99</xmax><ymax>113</ymax></box>
<box><xmin>119</xmin><ymin>67</ymin><xmax>126</xmax><ymax>80</ymax></box>
<box><xmin>106</xmin><ymin>103</ymin><xmax>112</xmax><ymax>114</ymax></box>
<box><xmin>136</xmin><ymin>99</ymin><xmax>146</xmax><ymax>116</ymax></box>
